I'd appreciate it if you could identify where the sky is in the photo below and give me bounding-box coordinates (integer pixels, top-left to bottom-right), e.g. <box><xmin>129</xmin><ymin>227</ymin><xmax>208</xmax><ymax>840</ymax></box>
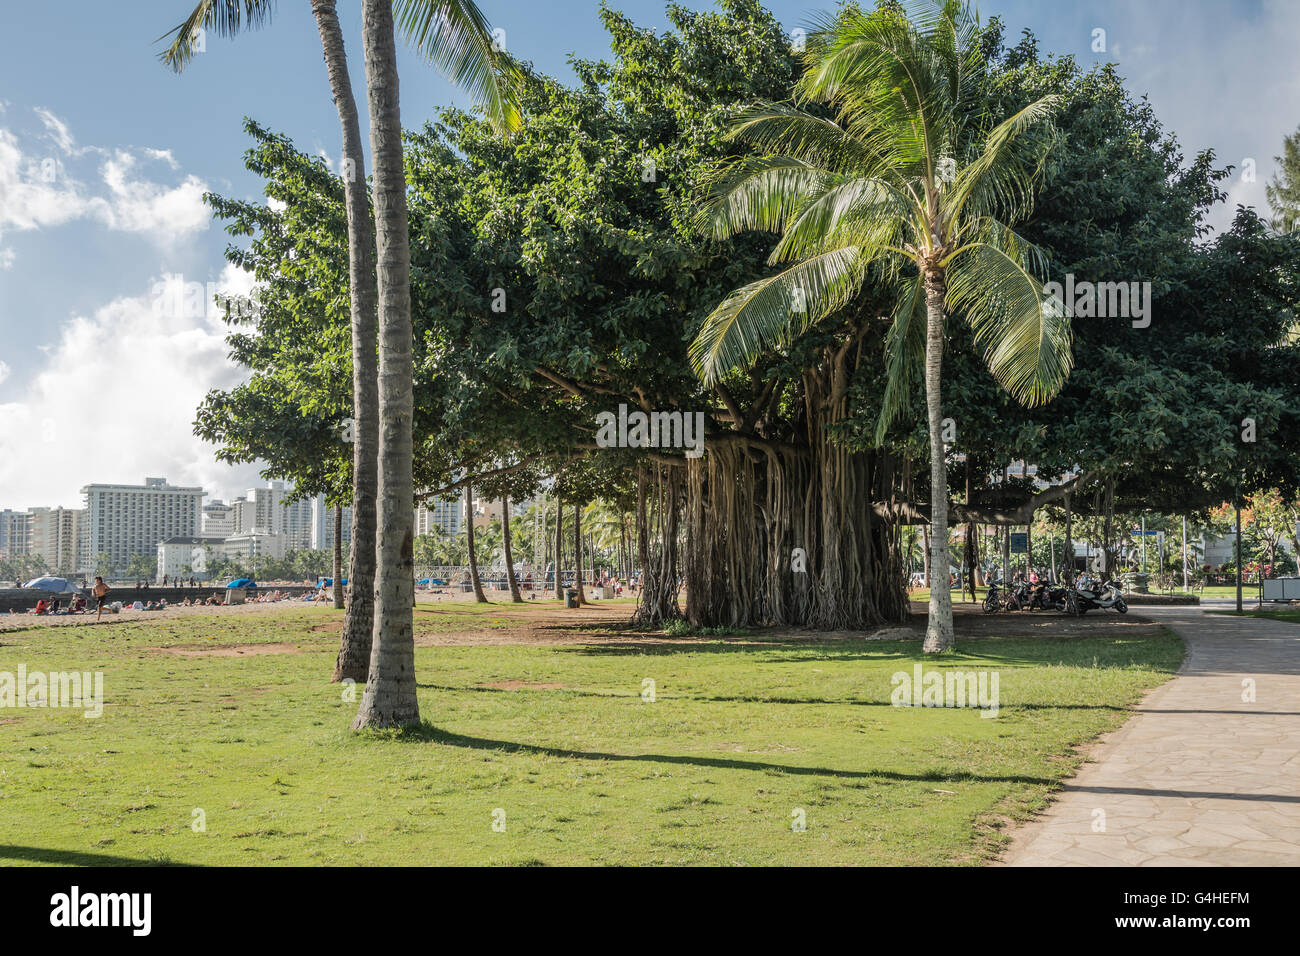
<box><xmin>1</xmin><ymin>0</ymin><xmax>1297</xmax><ymax>510</ymax></box>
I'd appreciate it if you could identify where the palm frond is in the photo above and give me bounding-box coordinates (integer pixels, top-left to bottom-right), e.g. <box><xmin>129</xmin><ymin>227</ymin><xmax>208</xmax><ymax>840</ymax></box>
<box><xmin>946</xmin><ymin>95</ymin><xmax>1062</xmax><ymax>223</ymax></box>
<box><xmin>946</xmin><ymin>240</ymin><xmax>1073</xmax><ymax>405</ymax></box>
<box><xmin>874</xmin><ymin>274</ymin><xmax>927</xmax><ymax>444</ymax></box>
<box><xmin>394</xmin><ymin>0</ymin><xmax>523</xmax><ymax>134</ymax></box>
<box><xmin>768</xmin><ymin>174</ymin><xmax>915</xmax><ymax>264</ymax></box>
<box><xmin>158</xmin><ymin>0</ymin><xmax>276</xmax><ymax>72</ymax></box>
<box><xmin>689</xmin><ymin>249</ymin><xmax>866</xmax><ymax>384</ymax></box>
<box><xmin>697</xmin><ymin>156</ymin><xmax>842</xmax><ymax>240</ymax></box>
<box><xmin>726</xmin><ymin>103</ymin><xmax>896</xmax><ymax>179</ymax></box>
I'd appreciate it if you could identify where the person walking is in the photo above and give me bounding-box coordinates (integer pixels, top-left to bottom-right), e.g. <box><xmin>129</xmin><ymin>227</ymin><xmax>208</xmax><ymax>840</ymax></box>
<box><xmin>93</xmin><ymin>576</ymin><xmax>110</xmax><ymax>622</ymax></box>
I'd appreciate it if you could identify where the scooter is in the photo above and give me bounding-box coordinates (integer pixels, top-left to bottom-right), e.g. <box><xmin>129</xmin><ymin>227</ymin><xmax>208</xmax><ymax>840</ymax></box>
<box><xmin>1073</xmin><ymin>575</ymin><xmax>1128</xmax><ymax>614</ymax></box>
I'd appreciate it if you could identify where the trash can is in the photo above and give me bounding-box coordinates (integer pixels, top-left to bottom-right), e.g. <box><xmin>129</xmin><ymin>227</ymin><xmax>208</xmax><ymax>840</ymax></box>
<box><xmin>460</xmin><ymin>580</ymin><xmax>472</xmax><ymax>592</ymax></box>
<box><xmin>225</xmin><ymin>587</ymin><xmax>246</xmax><ymax>605</ymax></box>
<box><xmin>565</xmin><ymin>589</ymin><xmax>579</xmax><ymax>609</ymax></box>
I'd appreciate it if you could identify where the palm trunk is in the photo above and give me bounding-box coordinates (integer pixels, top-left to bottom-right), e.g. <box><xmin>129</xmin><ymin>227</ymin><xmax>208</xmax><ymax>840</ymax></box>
<box><xmin>332</xmin><ymin>504</ymin><xmax>345</xmax><ymax>609</ymax></box>
<box><xmin>352</xmin><ymin>0</ymin><xmax>417</xmax><ymax>730</ymax></box>
<box><xmin>921</xmin><ymin>269</ymin><xmax>953</xmax><ymax>652</ymax></box>
<box><xmin>553</xmin><ymin>500</ymin><xmax>564</xmax><ymax>599</ymax></box>
<box><xmin>313</xmin><ymin>0</ymin><xmax>378</xmax><ymax>684</ymax></box>
<box><xmin>502</xmin><ymin>496</ymin><xmax>523</xmax><ymax>602</ymax></box>
<box><xmin>573</xmin><ymin>504</ymin><xmax>586</xmax><ymax>604</ymax></box>
<box><xmin>466</xmin><ymin>484</ymin><xmax>487</xmax><ymax>602</ymax></box>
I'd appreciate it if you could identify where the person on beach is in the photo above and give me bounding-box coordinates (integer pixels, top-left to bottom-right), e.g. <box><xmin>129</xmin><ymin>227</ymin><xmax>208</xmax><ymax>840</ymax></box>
<box><xmin>93</xmin><ymin>576</ymin><xmax>110</xmax><ymax>621</ymax></box>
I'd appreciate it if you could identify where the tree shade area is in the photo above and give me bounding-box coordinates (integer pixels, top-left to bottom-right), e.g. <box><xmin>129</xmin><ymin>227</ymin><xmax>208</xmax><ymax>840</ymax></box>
<box><xmin>198</xmin><ymin>0</ymin><xmax>1300</xmax><ymax>640</ymax></box>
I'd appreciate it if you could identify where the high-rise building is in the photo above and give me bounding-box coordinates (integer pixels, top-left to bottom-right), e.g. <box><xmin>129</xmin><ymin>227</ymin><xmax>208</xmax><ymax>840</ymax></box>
<box><xmin>0</xmin><ymin>509</ymin><xmax>30</xmax><ymax>559</ymax></box>
<box><xmin>157</xmin><ymin>536</ymin><xmax>226</xmax><ymax>581</ymax></box>
<box><xmin>80</xmin><ymin>477</ymin><xmax>204</xmax><ymax>573</ymax></box>
<box><xmin>416</xmin><ymin>496</ymin><xmax>463</xmax><ymax>537</ymax></box>
<box><xmin>311</xmin><ymin>498</ymin><xmax>353</xmax><ymax>552</ymax></box>
<box><xmin>28</xmin><ymin>506</ymin><xmax>84</xmax><ymax>575</ymax></box>
<box><xmin>280</xmin><ymin>494</ymin><xmax>315</xmax><ymax>551</ymax></box>
<box><xmin>201</xmin><ymin>500</ymin><xmax>236</xmax><ymax>538</ymax></box>
<box><xmin>225</xmin><ymin>482</ymin><xmax>316</xmax><ymax>549</ymax></box>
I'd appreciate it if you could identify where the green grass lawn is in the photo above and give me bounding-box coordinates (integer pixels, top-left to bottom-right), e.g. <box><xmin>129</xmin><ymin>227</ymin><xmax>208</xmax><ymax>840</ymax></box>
<box><xmin>0</xmin><ymin>608</ymin><xmax>1182</xmax><ymax>866</ymax></box>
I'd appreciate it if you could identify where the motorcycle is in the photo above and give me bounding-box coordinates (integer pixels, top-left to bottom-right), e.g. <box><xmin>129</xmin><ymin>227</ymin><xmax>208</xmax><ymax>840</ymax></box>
<box><xmin>982</xmin><ymin>580</ymin><xmax>1006</xmax><ymax>613</ymax></box>
<box><xmin>1073</xmin><ymin>575</ymin><xmax>1128</xmax><ymax>614</ymax></box>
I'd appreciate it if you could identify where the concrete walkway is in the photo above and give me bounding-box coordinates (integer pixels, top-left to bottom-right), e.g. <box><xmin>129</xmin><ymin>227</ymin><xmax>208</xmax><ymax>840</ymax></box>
<box><xmin>1001</xmin><ymin>605</ymin><xmax>1300</xmax><ymax>866</ymax></box>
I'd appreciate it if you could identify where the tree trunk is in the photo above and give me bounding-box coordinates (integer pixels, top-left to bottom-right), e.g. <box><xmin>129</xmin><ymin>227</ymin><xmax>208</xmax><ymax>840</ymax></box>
<box><xmin>573</xmin><ymin>504</ymin><xmax>587</xmax><ymax>604</ymax></box>
<box><xmin>964</xmin><ymin>466</ymin><xmax>976</xmax><ymax>602</ymax></box>
<box><xmin>1102</xmin><ymin>476</ymin><xmax>1115</xmax><ymax>579</ymax></box>
<box><xmin>466</xmin><ymin>484</ymin><xmax>487</xmax><ymax>602</ymax></box>
<box><xmin>553</xmin><ymin>498</ymin><xmax>564</xmax><ymax>599</ymax></box>
<box><xmin>502</xmin><ymin>496</ymin><xmax>523</xmax><ymax>602</ymax></box>
<box><xmin>314</xmin><ymin>0</ymin><xmax>378</xmax><ymax>684</ymax></box>
<box><xmin>921</xmin><ymin>523</ymin><xmax>931</xmax><ymax>589</ymax></box>
<box><xmin>1064</xmin><ymin>490</ymin><xmax>1074</xmax><ymax>586</ymax></box>
<box><xmin>352</xmin><ymin>0</ymin><xmax>418</xmax><ymax>730</ymax></box>
<box><xmin>1025</xmin><ymin>517</ymin><xmax>1032</xmax><ymax>578</ymax></box>
<box><xmin>921</xmin><ymin>269</ymin><xmax>954</xmax><ymax>652</ymax></box>
<box><xmin>332</xmin><ymin>504</ymin><xmax>345</xmax><ymax>609</ymax></box>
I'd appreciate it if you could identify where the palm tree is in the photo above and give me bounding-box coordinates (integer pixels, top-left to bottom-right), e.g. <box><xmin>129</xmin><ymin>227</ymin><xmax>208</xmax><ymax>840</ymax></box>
<box><xmin>690</xmin><ymin>0</ymin><xmax>1070</xmax><ymax>651</ymax></box>
<box><xmin>162</xmin><ymin>0</ymin><xmax>519</xmax><ymax>723</ymax></box>
<box><xmin>355</xmin><ymin>0</ymin><xmax>520</xmax><ymax>727</ymax></box>
<box><xmin>160</xmin><ymin>0</ymin><xmax>378</xmax><ymax>683</ymax></box>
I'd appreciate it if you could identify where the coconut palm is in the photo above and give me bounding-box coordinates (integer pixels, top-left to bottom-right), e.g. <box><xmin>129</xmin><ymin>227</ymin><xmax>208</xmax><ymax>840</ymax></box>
<box><xmin>161</xmin><ymin>0</ymin><xmax>382</xmax><ymax>683</ymax></box>
<box><xmin>357</xmin><ymin>0</ymin><xmax>521</xmax><ymax>727</ymax></box>
<box><xmin>162</xmin><ymin>0</ymin><xmax>520</xmax><ymax>724</ymax></box>
<box><xmin>690</xmin><ymin>0</ymin><xmax>1071</xmax><ymax>652</ymax></box>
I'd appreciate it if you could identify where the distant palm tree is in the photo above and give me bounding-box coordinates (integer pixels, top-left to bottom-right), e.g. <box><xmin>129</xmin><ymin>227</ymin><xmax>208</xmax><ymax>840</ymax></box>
<box><xmin>691</xmin><ymin>0</ymin><xmax>1071</xmax><ymax>652</ymax></box>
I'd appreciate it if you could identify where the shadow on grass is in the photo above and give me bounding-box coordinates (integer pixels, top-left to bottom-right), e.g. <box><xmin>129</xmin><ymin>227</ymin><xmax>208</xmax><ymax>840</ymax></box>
<box><xmin>558</xmin><ymin>637</ymin><xmax>1184</xmax><ymax>674</ymax></box>
<box><xmin>0</xmin><ymin>844</ymin><xmax>194</xmax><ymax>866</ymax></box>
<box><xmin>414</xmin><ymin>681</ymin><xmax>1130</xmax><ymax>710</ymax></box>
<box><xmin>384</xmin><ymin>722</ymin><xmax>1055</xmax><ymax>785</ymax></box>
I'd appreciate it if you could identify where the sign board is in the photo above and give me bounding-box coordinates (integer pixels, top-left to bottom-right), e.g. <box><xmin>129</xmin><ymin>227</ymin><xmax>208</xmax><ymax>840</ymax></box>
<box><xmin>1009</xmin><ymin>532</ymin><xmax>1028</xmax><ymax>554</ymax></box>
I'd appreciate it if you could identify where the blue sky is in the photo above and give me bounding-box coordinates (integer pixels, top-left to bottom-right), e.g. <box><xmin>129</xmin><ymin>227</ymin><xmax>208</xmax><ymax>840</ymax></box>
<box><xmin>1</xmin><ymin>0</ymin><xmax>1298</xmax><ymax>509</ymax></box>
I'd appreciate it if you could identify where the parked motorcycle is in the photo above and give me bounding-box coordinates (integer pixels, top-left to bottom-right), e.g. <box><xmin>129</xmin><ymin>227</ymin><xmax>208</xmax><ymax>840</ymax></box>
<box><xmin>1073</xmin><ymin>574</ymin><xmax>1128</xmax><ymax>614</ymax></box>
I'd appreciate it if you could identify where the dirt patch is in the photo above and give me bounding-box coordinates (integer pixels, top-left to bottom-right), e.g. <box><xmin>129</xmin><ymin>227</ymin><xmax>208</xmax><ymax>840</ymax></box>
<box><xmin>155</xmin><ymin>641</ymin><xmax>303</xmax><ymax>658</ymax></box>
<box><xmin>477</xmin><ymin>681</ymin><xmax>570</xmax><ymax>691</ymax></box>
<box><xmin>310</xmin><ymin>621</ymin><xmax>343</xmax><ymax>634</ymax></box>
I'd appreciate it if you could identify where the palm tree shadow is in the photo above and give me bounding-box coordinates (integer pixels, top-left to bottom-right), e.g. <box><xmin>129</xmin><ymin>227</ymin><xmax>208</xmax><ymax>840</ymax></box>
<box><xmin>0</xmin><ymin>844</ymin><xmax>195</xmax><ymax>866</ymax></box>
<box><xmin>392</xmin><ymin>722</ymin><xmax>1053</xmax><ymax>785</ymax></box>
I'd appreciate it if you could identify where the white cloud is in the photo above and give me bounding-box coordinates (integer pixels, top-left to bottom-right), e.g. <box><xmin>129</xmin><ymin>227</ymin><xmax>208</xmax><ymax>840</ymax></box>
<box><xmin>34</xmin><ymin>106</ymin><xmax>75</xmax><ymax>153</ymax></box>
<box><xmin>0</xmin><ymin>264</ymin><xmax>266</xmax><ymax>508</ymax></box>
<box><xmin>1102</xmin><ymin>0</ymin><xmax>1300</xmax><ymax>234</ymax></box>
<box><xmin>0</xmin><ymin>247</ymin><xmax>13</xmax><ymax>270</ymax></box>
<box><xmin>93</xmin><ymin>150</ymin><xmax>210</xmax><ymax>241</ymax></box>
<box><xmin>0</xmin><ymin>360</ymin><xmax>9</xmax><ymax>385</ymax></box>
<box><xmin>0</xmin><ymin>111</ymin><xmax>210</xmax><ymax>244</ymax></box>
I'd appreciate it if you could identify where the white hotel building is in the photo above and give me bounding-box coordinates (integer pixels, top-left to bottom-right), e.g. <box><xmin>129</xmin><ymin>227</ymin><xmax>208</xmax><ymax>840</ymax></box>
<box><xmin>80</xmin><ymin>477</ymin><xmax>204</xmax><ymax>574</ymax></box>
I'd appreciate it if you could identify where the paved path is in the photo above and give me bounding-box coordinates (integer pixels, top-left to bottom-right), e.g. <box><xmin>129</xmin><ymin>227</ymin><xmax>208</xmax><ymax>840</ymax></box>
<box><xmin>1001</xmin><ymin>605</ymin><xmax>1300</xmax><ymax>866</ymax></box>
